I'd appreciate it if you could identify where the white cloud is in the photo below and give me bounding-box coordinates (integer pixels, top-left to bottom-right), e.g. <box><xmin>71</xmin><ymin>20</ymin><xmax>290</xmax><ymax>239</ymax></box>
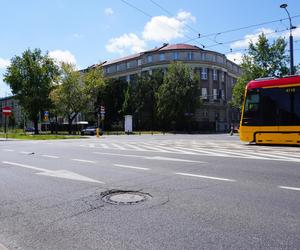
<box><xmin>0</xmin><ymin>58</ymin><xmax>10</xmax><ymax>69</ymax></box>
<box><xmin>230</xmin><ymin>28</ymin><xmax>275</xmax><ymax>49</ymax></box>
<box><xmin>142</xmin><ymin>11</ymin><xmax>196</xmax><ymax>42</ymax></box>
<box><xmin>72</xmin><ymin>33</ymin><xmax>82</xmax><ymax>39</ymax></box>
<box><xmin>226</xmin><ymin>52</ymin><xmax>243</xmax><ymax>64</ymax></box>
<box><xmin>49</xmin><ymin>50</ymin><xmax>77</xmax><ymax>65</ymax></box>
<box><xmin>0</xmin><ymin>74</ymin><xmax>12</xmax><ymax>97</ymax></box>
<box><xmin>105</xmin><ymin>10</ymin><xmax>195</xmax><ymax>55</ymax></box>
<box><xmin>106</xmin><ymin>33</ymin><xmax>146</xmax><ymax>55</ymax></box>
<box><xmin>105</xmin><ymin>8</ymin><xmax>114</xmax><ymax>16</ymax></box>
<box><xmin>176</xmin><ymin>11</ymin><xmax>196</xmax><ymax>23</ymax></box>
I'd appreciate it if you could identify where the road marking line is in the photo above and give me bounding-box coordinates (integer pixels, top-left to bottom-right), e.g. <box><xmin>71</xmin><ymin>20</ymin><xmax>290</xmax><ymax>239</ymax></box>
<box><xmin>98</xmin><ymin>144</ymin><xmax>109</xmax><ymax>149</ymax></box>
<box><xmin>94</xmin><ymin>152</ymin><xmax>205</xmax><ymax>163</ymax></box>
<box><xmin>278</xmin><ymin>186</ymin><xmax>300</xmax><ymax>191</ymax></box>
<box><xmin>114</xmin><ymin>164</ymin><xmax>150</xmax><ymax>171</ymax></box>
<box><xmin>3</xmin><ymin>149</ymin><xmax>14</xmax><ymax>152</ymax></box>
<box><xmin>126</xmin><ymin>144</ymin><xmax>147</xmax><ymax>151</ymax></box>
<box><xmin>142</xmin><ymin>143</ymin><xmax>195</xmax><ymax>154</ymax></box>
<box><xmin>94</xmin><ymin>152</ymin><xmax>142</xmax><ymax>158</ymax></box>
<box><xmin>41</xmin><ymin>155</ymin><xmax>59</xmax><ymax>159</ymax></box>
<box><xmin>2</xmin><ymin>161</ymin><xmax>103</xmax><ymax>184</ymax></box>
<box><xmin>20</xmin><ymin>151</ymin><xmax>32</xmax><ymax>154</ymax></box>
<box><xmin>111</xmin><ymin>143</ymin><xmax>126</xmax><ymax>150</ymax></box>
<box><xmin>208</xmin><ymin>148</ymin><xmax>270</xmax><ymax>160</ymax></box>
<box><xmin>0</xmin><ymin>242</ymin><xmax>9</xmax><ymax>250</ymax></box>
<box><xmin>175</xmin><ymin>172</ymin><xmax>236</xmax><ymax>182</ymax></box>
<box><xmin>72</xmin><ymin>159</ymin><xmax>96</xmax><ymax>164</ymax></box>
<box><xmin>145</xmin><ymin>156</ymin><xmax>205</xmax><ymax>163</ymax></box>
<box><xmin>3</xmin><ymin>161</ymin><xmax>49</xmax><ymax>172</ymax></box>
<box><xmin>174</xmin><ymin>146</ymin><xmax>228</xmax><ymax>157</ymax></box>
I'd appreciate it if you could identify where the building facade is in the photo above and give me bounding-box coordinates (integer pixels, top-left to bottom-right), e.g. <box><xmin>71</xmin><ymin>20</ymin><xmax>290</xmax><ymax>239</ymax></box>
<box><xmin>0</xmin><ymin>96</ymin><xmax>23</xmax><ymax>129</ymax></box>
<box><xmin>101</xmin><ymin>44</ymin><xmax>241</xmax><ymax>132</ymax></box>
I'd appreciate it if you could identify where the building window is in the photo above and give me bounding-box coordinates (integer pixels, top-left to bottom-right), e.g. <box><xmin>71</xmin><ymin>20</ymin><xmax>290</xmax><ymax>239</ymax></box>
<box><xmin>147</xmin><ymin>55</ymin><xmax>152</xmax><ymax>63</ymax></box>
<box><xmin>201</xmin><ymin>68</ymin><xmax>208</xmax><ymax>80</ymax></box>
<box><xmin>213</xmin><ymin>89</ymin><xmax>218</xmax><ymax>100</ymax></box>
<box><xmin>221</xmin><ymin>89</ymin><xmax>225</xmax><ymax>99</ymax></box>
<box><xmin>138</xmin><ymin>59</ymin><xmax>142</xmax><ymax>66</ymax></box>
<box><xmin>213</xmin><ymin>69</ymin><xmax>218</xmax><ymax>81</ymax></box>
<box><xmin>221</xmin><ymin>71</ymin><xmax>225</xmax><ymax>82</ymax></box>
<box><xmin>106</xmin><ymin>67</ymin><xmax>111</xmax><ymax>74</ymax></box>
<box><xmin>201</xmin><ymin>88</ymin><xmax>208</xmax><ymax>99</ymax></box>
<box><xmin>126</xmin><ymin>75</ymin><xmax>130</xmax><ymax>83</ymax></box>
<box><xmin>187</xmin><ymin>52</ymin><xmax>194</xmax><ymax>60</ymax></box>
<box><xmin>201</xmin><ymin>53</ymin><xmax>206</xmax><ymax>61</ymax></box>
<box><xmin>159</xmin><ymin>53</ymin><xmax>165</xmax><ymax>61</ymax></box>
<box><xmin>173</xmin><ymin>52</ymin><xmax>179</xmax><ymax>60</ymax></box>
<box><xmin>116</xmin><ymin>64</ymin><xmax>121</xmax><ymax>71</ymax></box>
<box><xmin>203</xmin><ymin>109</ymin><xmax>208</xmax><ymax>118</ymax></box>
<box><xmin>126</xmin><ymin>62</ymin><xmax>131</xmax><ymax>69</ymax></box>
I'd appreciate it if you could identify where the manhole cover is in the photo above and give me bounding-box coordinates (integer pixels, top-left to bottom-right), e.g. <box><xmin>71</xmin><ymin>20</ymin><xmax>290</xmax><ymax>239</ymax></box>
<box><xmin>102</xmin><ymin>190</ymin><xmax>151</xmax><ymax>205</ymax></box>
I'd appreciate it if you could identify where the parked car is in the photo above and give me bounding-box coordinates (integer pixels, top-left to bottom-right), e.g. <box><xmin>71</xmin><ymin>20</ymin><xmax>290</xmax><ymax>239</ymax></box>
<box><xmin>25</xmin><ymin>127</ymin><xmax>35</xmax><ymax>132</ymax></box>
<box><xmin>81</xmin><ymin>126</ymin><xmax>103</xmax><ymax>136</ymax></box>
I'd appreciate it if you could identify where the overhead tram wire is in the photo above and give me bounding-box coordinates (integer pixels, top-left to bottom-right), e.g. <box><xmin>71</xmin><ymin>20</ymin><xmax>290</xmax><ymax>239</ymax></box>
<box><xmin>148</xmin><ymin>0</ymin><xmax>214</xmax><ymax>48</ymax></box>
<box><xmin>120</xmin><ymin>0</ymin><xmax>152</xmax><ymax>18</ymax></box>
<box><xmin>120</xmin><ymin>0</ymin><xmax>206</xmax><ymax>48</ymax></box>
<box><xmin>221</xmin><ymin>39</ymin><xmax>300</xmax><ymax>60</ymax></box>
<box><xmin>181</xmin><ymin>14</ymin><xmax>300</xmax><ymax>45</ymax></box>
<box><xmin>204</xmin><ymin>27</ymin><xmax>290</xmax><ymax>49</ymax></box>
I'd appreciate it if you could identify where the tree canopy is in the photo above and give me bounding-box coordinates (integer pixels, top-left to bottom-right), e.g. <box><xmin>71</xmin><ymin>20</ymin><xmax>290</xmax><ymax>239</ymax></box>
<box><xmin>156</xmin><ymin>62</ymin><xmax>200</xmax><ymax>130</ymax></box>
<box><xmin>50</xmin><ymin>63</ymin><xmax>87</xmax><ymax>134</ymax></box>
<box><xmin>231</xmin><ymin>33</ymin><xmax>289</xmax><ymax>109</ymax></box>
<box><xmin>4</xmin><ymin>48</ymin><xmax>59</xmax><ymax>134</ymax></box>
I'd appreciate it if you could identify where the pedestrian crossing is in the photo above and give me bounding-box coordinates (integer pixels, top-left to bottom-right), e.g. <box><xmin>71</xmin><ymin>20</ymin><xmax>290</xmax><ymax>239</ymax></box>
<box><xmin>79</xmin><ymin>140</ymin><xmax>300</xmax><ymax>163</ymax></box>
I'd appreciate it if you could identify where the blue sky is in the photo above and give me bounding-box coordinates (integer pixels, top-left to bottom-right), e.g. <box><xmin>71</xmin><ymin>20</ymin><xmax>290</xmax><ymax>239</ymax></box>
<box><xmin>1</xmin><ymin>0</ymin><xmax>300</xmax><ymax>97</ymax></box>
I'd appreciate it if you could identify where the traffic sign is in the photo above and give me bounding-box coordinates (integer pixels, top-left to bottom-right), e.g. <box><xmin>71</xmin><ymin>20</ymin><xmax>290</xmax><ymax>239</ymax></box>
<box><xmin>44</xmin><ymin>111</ymin><xmax>49</xmax><ymax>121</ymax></box>
<box><xmin>2</xmin><ymin>106</ymin><xmax>12</xmax><ymax>117</ymax></box>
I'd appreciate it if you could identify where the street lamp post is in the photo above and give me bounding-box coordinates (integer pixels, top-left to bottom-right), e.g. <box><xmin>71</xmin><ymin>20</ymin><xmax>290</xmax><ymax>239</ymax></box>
<box><xmin>280</xmin><ymin>3</ymin><xmax>296</xmax><ymax>75</ymax></box>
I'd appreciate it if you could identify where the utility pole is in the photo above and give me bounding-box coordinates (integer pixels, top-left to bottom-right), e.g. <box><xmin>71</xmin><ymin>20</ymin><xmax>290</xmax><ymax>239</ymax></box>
<box><xmin>280</xmin><ymin>3</ymin><xmax>296</xmax><ymax>75</ymax></box>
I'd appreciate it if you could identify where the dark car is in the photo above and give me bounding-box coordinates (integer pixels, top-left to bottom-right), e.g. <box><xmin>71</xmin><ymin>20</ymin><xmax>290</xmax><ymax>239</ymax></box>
<box><xmin>81</xmin><ymin>126</ymin><xmax>103</xmax><ymax>136</ymax></box>
<box><xmin>25</xmin><ymin>127</ymin><xmax>35</xmax><ymax>133</ymax></box>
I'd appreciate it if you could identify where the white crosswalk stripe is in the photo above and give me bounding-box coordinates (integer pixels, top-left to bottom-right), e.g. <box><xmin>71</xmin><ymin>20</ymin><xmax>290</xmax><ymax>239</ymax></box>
<box><xmin>78</xmin><ymin>140</ymin><xmax>300</xmax><ymax>163</ymax></box>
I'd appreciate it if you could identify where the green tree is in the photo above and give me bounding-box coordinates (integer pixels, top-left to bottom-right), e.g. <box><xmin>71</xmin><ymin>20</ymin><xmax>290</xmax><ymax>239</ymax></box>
<box><xmin>156</xmin><ymin>62</ymin><xmax>200</xmax><ymax>130</ymax></box>
<box><xmin>83</xmin><ymin>66</ymin><xmax>106</xmax><ymax>124</ymax></box>
<box><xmin>132</xmin><ymin>70</ymin><xmax>163</xmax><ymax>130</ymax></box>
<box><xmin>50</xmin><ymin>63</ymin><xmax>87</xmax><ymax>134</ymax></box>
<box><xmin>231</xmin><ymin>33</ymin><xmax>289</xmax><ymax>109</ymax></box>
<box><xmin>103</xmin><ymin>78</ymin><xmax>128</xmax><ymax>130</ymax></box>
<box><xmin>4</xmin><ymin>49</ymin><xmax>59</xmax><ymax>134</ymax></box>
<box><xmin>122</xmin><ymin>84</ymin><xmax>134</xmax><ymax>116</ymax></box>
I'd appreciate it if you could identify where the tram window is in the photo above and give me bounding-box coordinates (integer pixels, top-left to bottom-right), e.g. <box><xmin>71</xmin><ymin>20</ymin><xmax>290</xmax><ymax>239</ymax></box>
<box><xmin>294</xmin><ymin>87</ymin><xmax>300</xmax><ymax>124</ymax></box>
<box><xmin>242</xmin><ymin>91</ymin><xmax>260</xmax><ymax>126</ymax></box>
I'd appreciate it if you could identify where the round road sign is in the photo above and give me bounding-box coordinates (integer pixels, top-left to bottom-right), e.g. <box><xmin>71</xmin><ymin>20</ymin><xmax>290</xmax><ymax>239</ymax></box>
<box><xmin>2</xmin><ymin>106</ymin><xmax>12</xmax><ymax>117</ymax></box>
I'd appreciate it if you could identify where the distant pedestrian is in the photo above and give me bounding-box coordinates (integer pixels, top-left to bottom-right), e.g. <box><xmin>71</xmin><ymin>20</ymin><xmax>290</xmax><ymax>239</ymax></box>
<box><xmin>230</xmin><ymin>124</ymin><xmax>234</xmax><ymax>136</ymax></box>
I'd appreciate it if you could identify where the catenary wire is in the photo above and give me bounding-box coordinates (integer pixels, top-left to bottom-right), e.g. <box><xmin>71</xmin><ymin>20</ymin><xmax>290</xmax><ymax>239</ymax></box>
<box><xmin>120</xmin><ymin>0</ymin><xmax>205</xmax><ymax>47</ymax></box>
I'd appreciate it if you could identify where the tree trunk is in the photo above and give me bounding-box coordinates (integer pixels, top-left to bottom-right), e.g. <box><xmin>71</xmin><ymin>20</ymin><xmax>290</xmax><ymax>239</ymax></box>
<box><xmin>68</xmin><ymin>116</ymin><xmax>72</xmax><ymax>135</ymax></box>
<box><xmin>33</xmin><ymin>117</ymin><xmax>39</xmax><ymax>135</ymax></box>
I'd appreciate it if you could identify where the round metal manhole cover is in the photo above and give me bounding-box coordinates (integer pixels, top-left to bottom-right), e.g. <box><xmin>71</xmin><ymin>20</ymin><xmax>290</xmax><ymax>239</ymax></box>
<box><xmin>102</xmin><ymin>190</ymin><xmax>151</xmax><ymax>205</ymax></box>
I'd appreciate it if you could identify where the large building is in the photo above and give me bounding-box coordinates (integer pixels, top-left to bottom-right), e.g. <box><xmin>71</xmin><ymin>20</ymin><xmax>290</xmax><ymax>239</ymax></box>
<box><xmin>0</xmin><ymin>96</ymin><xmax>23</xmax><ymax>128</ymax></box>
<box><xmin>100</xmin><ymin>43</ymin><xmax>241</xmax><ymax>131</ymax></box>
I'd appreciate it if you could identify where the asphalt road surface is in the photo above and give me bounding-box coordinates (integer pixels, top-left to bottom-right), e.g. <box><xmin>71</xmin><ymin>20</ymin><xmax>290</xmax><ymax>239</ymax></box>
<box><xmin>0</xmin><ymin>134</ymin><xmax>299</xmax><ymax>250</ymax></box>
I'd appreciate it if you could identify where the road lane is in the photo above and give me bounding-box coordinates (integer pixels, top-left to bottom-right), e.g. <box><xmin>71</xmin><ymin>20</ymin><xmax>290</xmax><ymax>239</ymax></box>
<box><xmin>0</xmin><ymin>135</ymin><xmax>299</xmax><ymax>249</ymax></box>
